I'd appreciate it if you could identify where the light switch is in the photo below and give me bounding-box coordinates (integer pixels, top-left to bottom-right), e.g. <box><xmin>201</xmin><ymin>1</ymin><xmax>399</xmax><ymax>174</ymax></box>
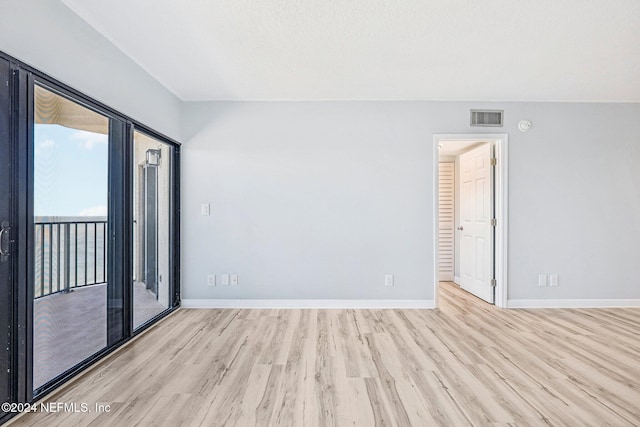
<box><xmin>231</xmin><ymin>274</ymin><xmax>238</xmax><ymax>286</ymax></box>
<box><xmin>201</xmin><ymin>203</ymin><xmax>210</xmax><ymax>216</ymax></box>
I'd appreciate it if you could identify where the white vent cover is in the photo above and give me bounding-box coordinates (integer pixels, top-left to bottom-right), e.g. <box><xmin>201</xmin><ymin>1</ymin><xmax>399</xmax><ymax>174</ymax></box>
<box><xmin>470</xmin><ymin>110</ymin><xmax>503</xmax><ymax>127</ymax></box>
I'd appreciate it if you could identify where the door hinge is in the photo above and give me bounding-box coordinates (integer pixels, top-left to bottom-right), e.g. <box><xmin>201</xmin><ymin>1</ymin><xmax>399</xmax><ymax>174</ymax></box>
<box><xmin>491</xmin><ymin>218</ymin><xmax>497</xmax><ymax>227</ymax></box>
<box><xmin>490</xmin><ymin>158</ymin><xmax>497</xmax><ymax>166</ymax></box>
<box><xmin>490</xmin><ymin>279</ymin><xmax>497</xmax><ymax>287</ymax></box>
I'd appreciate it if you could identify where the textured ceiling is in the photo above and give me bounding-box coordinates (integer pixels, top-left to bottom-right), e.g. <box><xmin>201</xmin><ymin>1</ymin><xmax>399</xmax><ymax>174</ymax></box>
<box><xmin>61</xmin><ymin>0</ymin><xmax>640</xmax><ymax>102</ymax></box>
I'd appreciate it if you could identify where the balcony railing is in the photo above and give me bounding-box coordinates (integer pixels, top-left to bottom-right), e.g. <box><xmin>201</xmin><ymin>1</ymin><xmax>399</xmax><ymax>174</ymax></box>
<box><xmin>34</xmin><ymin>217</ymin><xmax>107</xmax><ymax>299</ymax></box>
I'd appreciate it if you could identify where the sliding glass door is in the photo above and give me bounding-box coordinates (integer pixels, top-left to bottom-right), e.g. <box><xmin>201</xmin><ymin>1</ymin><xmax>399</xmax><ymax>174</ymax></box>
<box><xmin>32</xmin><ymin>84</ymin><xmax>116</xmax><ymax>391</ymax></box>
<box><xmin>0</xmin><ymin>50</ymin><xmax>179</xmax><ymax>419</ymax></box>
<box><xmin>132</xmin><ymin>130</ymin><xmax>175</xmax><ymax>329</ymax></box>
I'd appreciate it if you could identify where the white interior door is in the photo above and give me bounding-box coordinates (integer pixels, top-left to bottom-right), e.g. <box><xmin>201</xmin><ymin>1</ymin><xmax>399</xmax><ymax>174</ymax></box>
<box><xmin>458</xmin><ymin>143</ymin><xmax>494</xmax><ymax>303</ymax></box>
<box><xmin>438</xmin><ymin>162</ymin><xmax>455</xmax><ymax>281</ymax></box>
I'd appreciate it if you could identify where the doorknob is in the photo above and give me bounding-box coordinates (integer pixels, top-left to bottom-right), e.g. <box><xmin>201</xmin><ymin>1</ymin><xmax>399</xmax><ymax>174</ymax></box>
<box><xmin>457</xmin><ymin>226</ymin><xmax>463</xmax><ymax>231</ymax></box>
<box><xmin>0</xmin><ymin>221</ymin><xmax>11</xmax><ymax>259</ymax></box>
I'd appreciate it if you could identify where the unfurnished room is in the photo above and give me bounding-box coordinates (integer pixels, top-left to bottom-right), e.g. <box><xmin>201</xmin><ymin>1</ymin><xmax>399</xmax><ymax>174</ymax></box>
<box><xmin>1</xmin><ymin>0</ymin><xmax>639</xmax><ymax>426</ymax></box>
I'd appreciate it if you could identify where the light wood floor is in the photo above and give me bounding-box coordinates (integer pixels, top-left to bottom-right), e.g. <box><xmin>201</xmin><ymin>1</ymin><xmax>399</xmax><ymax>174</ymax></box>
<box><xmin>11</xmin><ymin>282</ymin><xmax>640</xmax><ymax>426</ymax></box>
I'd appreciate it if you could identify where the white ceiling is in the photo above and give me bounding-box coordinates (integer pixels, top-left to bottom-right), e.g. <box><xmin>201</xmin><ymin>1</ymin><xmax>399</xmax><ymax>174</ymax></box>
<box><xmin>61</xmin><ymin>0</ymin><xmax>640</xmax><ymax>102</ymax></box>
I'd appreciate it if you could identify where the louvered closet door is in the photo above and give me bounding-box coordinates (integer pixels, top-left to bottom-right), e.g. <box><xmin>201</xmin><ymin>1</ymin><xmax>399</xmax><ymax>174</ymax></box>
<box><xmin>438</xmin><ymin>162</ymin><xmax>455</xmax><ymax>281</ymax></box>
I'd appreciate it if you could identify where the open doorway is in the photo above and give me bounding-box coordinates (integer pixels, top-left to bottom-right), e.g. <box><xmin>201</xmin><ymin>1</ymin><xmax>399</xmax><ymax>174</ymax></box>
<box><xmin>433</xmin><ymin>134</ymin><xmax>508</xmax><ymax>308</ymax></box>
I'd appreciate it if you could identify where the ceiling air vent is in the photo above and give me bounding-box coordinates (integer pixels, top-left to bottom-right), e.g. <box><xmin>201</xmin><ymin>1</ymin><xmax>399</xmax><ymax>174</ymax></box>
<box><xmin>470</xmin><ymin>109</ymin><xmax>503</xmax><ymax>127</ymax></box>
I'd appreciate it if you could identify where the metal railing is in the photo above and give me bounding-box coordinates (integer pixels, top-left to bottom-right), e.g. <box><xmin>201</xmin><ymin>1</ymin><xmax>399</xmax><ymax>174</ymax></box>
<box><xmin>34</xmin><ymin>218</ymin><xmax>107</xmax><ymax>299</ymax></box>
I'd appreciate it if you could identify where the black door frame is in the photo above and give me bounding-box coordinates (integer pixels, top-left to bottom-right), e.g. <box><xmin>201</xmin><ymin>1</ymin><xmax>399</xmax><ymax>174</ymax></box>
<box><xmin>28</xmin><ymin>73</ymin><xmax>131</xmax><ymax>397</ymax></box>
<box><xmin>0</xmin><ymin>56</ymin><xmax>15</xmax><ymax>422</ymax></box>
<box><xmin>130</xmin><ymin>128</ymin><xmax>180</xmax><ymax>330</ymax></box>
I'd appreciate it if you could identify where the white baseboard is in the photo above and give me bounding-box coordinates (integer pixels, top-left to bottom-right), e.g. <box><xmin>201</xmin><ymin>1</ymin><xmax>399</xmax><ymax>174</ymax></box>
<box><xmin>507</xmin><ymin>299</ymin><xmax>640</xmax><ymax>309</ymax></box>
<box><xmin>453</xmin><ymin>276</ymin><xmax>462</xmax><ymax>286</ymax></box>
<box><xmin>181</xmin><ymin>299</ymin><xmax>435</xmax><ymax>309</ymax></box>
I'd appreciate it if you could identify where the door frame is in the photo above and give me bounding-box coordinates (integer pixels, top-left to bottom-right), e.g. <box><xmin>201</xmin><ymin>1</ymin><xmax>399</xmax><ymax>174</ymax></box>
<box><xmin>0</xmin><ymin>56</ymin><xmax>15</xmax><ymax>422</ymax></box>
<box><xmin>433</xmin><ymin>134</ymin><xmax>509</xmax><ymax>308</ymax></box>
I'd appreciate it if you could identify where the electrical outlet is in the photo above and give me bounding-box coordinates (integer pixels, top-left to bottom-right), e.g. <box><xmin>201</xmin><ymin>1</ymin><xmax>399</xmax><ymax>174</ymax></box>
<box><xmin>231</xmin><ymin>274</ymin><xmax>238</xmax><ymax>286</ymax></box>
<box><xmin>549</xmin><ymin>274</ymin><xmax>559</xmax><ymax>287</ymax></box>
<box><xmin>538</xmin><ymin>274</ymin><xmax>547</xmax><ymax>287</ymax></box>
<box><xmin>207</xmin><ymin>274</ymin><xmax>216</xmax><ymax>287</ymax></box>
<box><xmin>221</xmin><ymin>274</ymin><xmax>230</xmax><ymax>286</ymax></box>
<box><xmin>384</xmin><ymin>274</ymin><xmax>394</xmax><ymax>287</ymax></box>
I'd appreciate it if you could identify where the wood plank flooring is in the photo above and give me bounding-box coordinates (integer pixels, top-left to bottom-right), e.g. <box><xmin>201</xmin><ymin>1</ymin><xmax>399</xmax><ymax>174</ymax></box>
<box><xmin>10</xmin><ymin>282</ymin><xmax>640</xmax><ymax>426</ymax></box>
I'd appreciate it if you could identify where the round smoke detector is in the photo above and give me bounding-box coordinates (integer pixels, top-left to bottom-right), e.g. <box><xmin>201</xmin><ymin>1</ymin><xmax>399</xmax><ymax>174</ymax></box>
<box><xmin>518</xmin><ymin>120</ymin><xmax>532</xmax><ymax>132</ymax></box>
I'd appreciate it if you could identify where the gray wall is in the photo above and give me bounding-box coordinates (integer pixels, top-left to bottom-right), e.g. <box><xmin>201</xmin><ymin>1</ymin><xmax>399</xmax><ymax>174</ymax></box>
<box><xmin>0</xmin><ymin>0</ymin><xmax>181</xmax><ymax>140</ymax></box>
<box><xmin>182</xmin><ymin>101</ymin><xmax>640</xmax><ymax>302</ymax></box>
<box><xmin>509</xmin><ymin>102</ymin><xmax>640</xmax><ymax>299</ymax></box>
<box><xmin>180</xmin><ymin>101</ymin><xmax>450</xmax><ymax>301</ymax></box>
<box><xmin>181</xmin><ymin>102</ymin><xmax>435</xmax><ymax>300</ymax></box>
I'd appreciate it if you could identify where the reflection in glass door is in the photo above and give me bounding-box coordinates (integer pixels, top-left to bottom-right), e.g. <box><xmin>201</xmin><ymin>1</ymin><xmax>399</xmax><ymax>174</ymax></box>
<box><xmin>32</xmin><ymin>85</ymin><xmax>110</xmax><ymax>390</ymax></box>
<box><xmin>132</xmin><ymin>130</ymin><xmax>173</xmax><ymax>329</ymax></box>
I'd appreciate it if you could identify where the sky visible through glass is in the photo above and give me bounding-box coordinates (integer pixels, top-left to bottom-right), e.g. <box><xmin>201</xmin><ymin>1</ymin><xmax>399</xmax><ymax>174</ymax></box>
<box><xmin>34</xmin><ymin>124</ymin><xmax>108</xmax><ymax>217</ymax></box>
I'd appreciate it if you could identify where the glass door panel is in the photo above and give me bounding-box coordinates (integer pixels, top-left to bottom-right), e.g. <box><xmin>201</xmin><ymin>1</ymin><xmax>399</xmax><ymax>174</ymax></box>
<box><xmin>33</xmin><ymin>85</ymin><xmax>110</xmax><ymax>390</ymax></box>
<box><xmin>132</xmin><ymin>130</ymin><xmax>173</xmax><ymax>329</ymax></box>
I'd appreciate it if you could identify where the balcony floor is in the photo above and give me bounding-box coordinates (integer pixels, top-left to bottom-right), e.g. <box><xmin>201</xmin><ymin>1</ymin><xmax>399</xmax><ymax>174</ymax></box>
<box><xmin>33</xmin><ymin>282</ymin><xmax>166</xmax><ymax>390</ymax></box>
